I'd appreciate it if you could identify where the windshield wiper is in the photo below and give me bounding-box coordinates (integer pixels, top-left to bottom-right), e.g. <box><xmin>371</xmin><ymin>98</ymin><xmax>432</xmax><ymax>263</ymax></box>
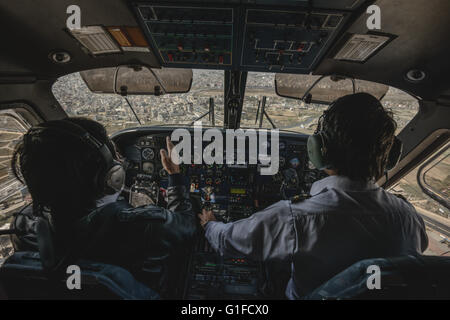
<box><xmin>255</xmin><ymin>96</ymin><xmax>276</xmax><ymax>129</ymax></box>
<box><xmin>122</xmin><ymin>94</ymin><xmax>142</xmax><ymax>125</ymax></box>
<box><xmin>189</xmin><ymin>97</ymin><xmax>215</xmax><ymax>126</ymax></box>
<box><xmin>113</xmin><ymin>66</ymin><xmax>141</xmax><ymax>125</ymax></box>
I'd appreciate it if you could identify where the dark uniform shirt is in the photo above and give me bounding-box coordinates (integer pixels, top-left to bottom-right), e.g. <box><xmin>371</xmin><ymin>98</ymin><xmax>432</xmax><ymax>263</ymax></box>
<box><xmin>12</xmin><ymin>174</ymin><xmax>197</xmax><ymax>279</ymax></box>
<box><xmin>204</xmin><ymin>175</ymin><xmax>428</xmax><ymax>299</ymax></box>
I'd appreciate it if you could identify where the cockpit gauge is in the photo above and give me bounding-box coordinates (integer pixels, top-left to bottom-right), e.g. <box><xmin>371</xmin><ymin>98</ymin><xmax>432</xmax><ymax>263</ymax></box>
<box><xmin>142</xmin><ymin>162</ymin><xmax>155</xmax><ymax>175</ymax></box>
<box><xmin>279</xmin><ymin>141</ymin><xmax>286</xmax><ymax>150</ymax></box>
<box><xmin>159</xmin><ymin>168</ymin><xmax>168</xmax><ymax>178</ymax></box>
<box><xmin>289</xmin><ymin>157</ymin><xmax>300</xmax><ymax>169</ymax></box>
<box><xmin>142</xmin><ymin>147</ymin><xmax>155</xmax><ymax>160</ymax></box>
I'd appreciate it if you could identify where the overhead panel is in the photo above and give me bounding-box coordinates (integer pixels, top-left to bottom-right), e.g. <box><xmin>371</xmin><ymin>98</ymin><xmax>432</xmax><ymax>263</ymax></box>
<box><xmin>241</xmin><ymin>9</ymin><xmax>348</xmax><ymax>72</ymax></box>
<box><xmin>137</xmin><ymin>5</ymin><xmax>233</xmax><ymax>67</ymax></box>
<box><xmin>250</xmin><ymin>0</ymin><xmax>367</xmax><ymax>10</ymax></box>
<box><xmin>133</xmin><ymin>2</ymin><xmax>356</xmax><ymax>73</ymax></box>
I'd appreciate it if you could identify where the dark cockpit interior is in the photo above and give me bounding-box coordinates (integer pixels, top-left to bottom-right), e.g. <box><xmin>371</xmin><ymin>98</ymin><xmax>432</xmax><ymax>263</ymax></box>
<box><xmin>0</xmin><ymin>0</ymin><xmax>449</xmax><ymax>300</ymax></box>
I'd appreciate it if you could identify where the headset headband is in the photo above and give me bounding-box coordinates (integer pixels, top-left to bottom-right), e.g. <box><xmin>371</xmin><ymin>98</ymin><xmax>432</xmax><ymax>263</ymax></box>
<box><xmin>28</xmin><ymin>119</ymin><xmax>115</xmax><ymax>169</ymax></box>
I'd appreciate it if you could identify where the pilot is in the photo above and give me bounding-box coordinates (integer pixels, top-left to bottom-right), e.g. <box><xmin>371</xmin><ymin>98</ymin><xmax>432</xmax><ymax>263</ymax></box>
<box><xmin>11</xmin><ymin>117</ymin><xmax>196</xmax><ymax>294</ymax></box>
<box><xmin>198</xmin><ymin>93</ymin><xmax>429</xmax><ymax>299</ymax></box>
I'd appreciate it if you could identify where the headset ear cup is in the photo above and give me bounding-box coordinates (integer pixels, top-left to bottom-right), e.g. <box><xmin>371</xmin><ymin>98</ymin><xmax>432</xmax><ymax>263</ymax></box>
<box><xmin>104</xmin><ymin>162</ymin><xmax>126</xmax><ymax>195</ymax></box>
<box><xmin>307</xmin><ymin>134</ymin><xmax>328</xmax><ymax>170</ymax></box>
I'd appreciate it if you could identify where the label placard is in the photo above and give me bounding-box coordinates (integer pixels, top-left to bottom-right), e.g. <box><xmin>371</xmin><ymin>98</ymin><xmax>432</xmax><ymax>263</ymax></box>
<box><xmin>334</xmin><ymin>34</ymin><xmax>390</xmax><ymax>62</ymax></box>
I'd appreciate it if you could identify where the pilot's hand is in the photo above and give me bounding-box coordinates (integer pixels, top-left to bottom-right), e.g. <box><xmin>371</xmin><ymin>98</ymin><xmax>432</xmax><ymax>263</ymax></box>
<box><xmin>160</xmin><ymin>136</ymin><xmax>180</xmax><ymax>175</ymax></box>
<box><xmin>198</xmin><ymin>208</ymin><xmax>217</xmax><ymax>228</ymax></box>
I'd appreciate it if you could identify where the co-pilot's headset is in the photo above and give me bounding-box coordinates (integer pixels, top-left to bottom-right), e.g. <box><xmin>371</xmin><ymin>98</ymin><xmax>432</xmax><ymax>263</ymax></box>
<box><xmin>26</xmin><ymin>119</ymin><xmax>126</xmax><ymax>196</ymax></box>
<box><xmin>307</xmin><ymin>94</ymin><xmax>403</xmax><ymax>173</ymax></box>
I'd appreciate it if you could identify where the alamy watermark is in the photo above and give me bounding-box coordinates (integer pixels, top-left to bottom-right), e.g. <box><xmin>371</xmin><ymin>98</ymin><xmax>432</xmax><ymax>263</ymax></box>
<box><xmin>66</xmin><ymin>264</ymin><xmax>81</xmax><ymax>290</ymax></box>
<box><xmin>170</xmin><ymin>121</ymin><xmax>280</xmax><ymax>175</ymax></box>
<box><xmin>366</xmin><ymin>264</ymin><xmax>381</xmax><ymax>290</ymax></box>
<box><xmin>66</xmin><ymin>5</ymin><xmax>81</xmax><ymax>30</ymax></box>
<box><xmin>366</xmin><ymin>5</ymin><xmax>381</xmax><ymax>30</ymax></box>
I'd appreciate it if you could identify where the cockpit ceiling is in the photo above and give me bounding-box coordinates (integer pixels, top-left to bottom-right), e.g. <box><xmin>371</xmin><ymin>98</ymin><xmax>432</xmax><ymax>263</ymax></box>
<box><xmin>1</xmin><ymin>0</ymin><xmax>450</xmax><ymax>101</ymax></box>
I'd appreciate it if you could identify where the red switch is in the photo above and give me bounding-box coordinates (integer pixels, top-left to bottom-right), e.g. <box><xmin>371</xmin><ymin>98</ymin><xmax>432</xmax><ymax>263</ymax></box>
<box><xmin>297</xmin><ymin>43</ymin><xmax>304</xmax><ymax>52</ymax></box>
<box><xmin>167</xmin><ymin>53</ymin><xmax>174</xmax><ymax>62</ymax></box>
<box><xmin>218</xmin><ymin>55</ymin><xmax>224</xmax><ymax>64</ymax></box>
<box><xmin>177</xmin><ymin>43</ymin><xmax>183</xmax><ymax>51</ymax></box>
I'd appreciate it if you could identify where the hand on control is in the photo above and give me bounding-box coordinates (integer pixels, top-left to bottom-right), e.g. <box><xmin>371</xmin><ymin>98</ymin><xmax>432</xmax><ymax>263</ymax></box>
<box><xmin>160</xmin><ymin>136</ymin><xmax>180</xmax><ymax>175</ymax></box>
<box><xmin>198</xmin><ymin>208</ymin><xmax>217</xmax><ymax>228</ymax></box>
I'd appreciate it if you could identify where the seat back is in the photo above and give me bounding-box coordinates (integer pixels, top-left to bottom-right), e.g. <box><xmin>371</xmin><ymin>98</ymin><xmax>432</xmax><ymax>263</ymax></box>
<box><xmin>0</xmin><ymin>251</ymin><xmax>159</xmax><ymax>300</ymax></box>
<box><xmin>304</xmin><ymin>255</ymin><xmax>450</xmax><ymax>300</ymax></box>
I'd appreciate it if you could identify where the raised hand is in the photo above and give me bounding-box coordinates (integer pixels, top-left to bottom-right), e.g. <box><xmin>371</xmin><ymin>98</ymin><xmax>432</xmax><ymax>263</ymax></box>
<box><xmin>160</xmin><ymin>136</ymin><xmax>180</xmax><ymax>175</ymax></box>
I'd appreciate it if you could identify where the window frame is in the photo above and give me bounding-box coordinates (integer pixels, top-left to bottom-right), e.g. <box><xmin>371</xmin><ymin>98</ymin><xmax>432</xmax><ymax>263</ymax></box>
<box><xmin>417</xmin><ymin>142</ymin><xmax>450</xmax><ymax>210</ymax></box>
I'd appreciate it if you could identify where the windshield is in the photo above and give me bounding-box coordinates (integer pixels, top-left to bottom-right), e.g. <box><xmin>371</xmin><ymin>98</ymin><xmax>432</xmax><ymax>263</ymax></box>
<box><xmin>241</xmin><ymin>72</ymin><xmax>419</xmax><ymax>134</ymax></box>
<box><xmin>53</xmin><ymin>70</ymin><xmax>225</xmax><ymax>133</ymax></box>
<box><xmin>53</xmin><ymin>70</ymin><xmax>419</xmax><ymax>134</ymax></box>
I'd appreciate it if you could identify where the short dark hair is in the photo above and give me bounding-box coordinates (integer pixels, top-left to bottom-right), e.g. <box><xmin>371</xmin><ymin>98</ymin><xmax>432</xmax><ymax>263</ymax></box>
<box><xmin>12</xmin><ymin>117</ymin><xmax>116</xmax><ymax>226</ymax></box>
<box><xmin>318</xmin><ymin>92</ymin><xmax>397</xmax><ymax>181</ymax></box>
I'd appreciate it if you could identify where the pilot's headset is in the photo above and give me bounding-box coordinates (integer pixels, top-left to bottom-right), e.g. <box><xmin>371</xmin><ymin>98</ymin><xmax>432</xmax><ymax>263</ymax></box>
<box><xmin>28</xmin><ymin>119</ymin><xmax>126</xmax><ymax>196</ymax></box>
<box><xmin>307</xmin><ymin>94</ymin><xmax>403</xmax><ymax>173</ymax></box>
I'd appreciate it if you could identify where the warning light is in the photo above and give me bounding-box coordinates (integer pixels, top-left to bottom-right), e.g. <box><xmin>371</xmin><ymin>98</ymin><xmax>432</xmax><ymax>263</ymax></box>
<box><xmin>107</xmin><ymin>27</ymin><xmax>132</xmax><ymax>47</ymax></box>
<box><xmin>106</xmin><ymin>26</ymin><xmax>150</xmax><ymax>52</ymax></box>
<box><xmin>124</xmin><ymin>26</ymin><xmax>149</xmax><ymax>47</ymax></box>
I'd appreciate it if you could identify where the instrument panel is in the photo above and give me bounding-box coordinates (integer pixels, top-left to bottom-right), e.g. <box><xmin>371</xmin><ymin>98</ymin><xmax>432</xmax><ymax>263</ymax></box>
<box><xmin>120</xmin><ymin>132</ymin><xmax>324</xmax><ymax>212</ymax></box>
<box><xmin>115</xmin><ymin>129</ymin><xmax>326</xmax><ymax>299</ymax></box>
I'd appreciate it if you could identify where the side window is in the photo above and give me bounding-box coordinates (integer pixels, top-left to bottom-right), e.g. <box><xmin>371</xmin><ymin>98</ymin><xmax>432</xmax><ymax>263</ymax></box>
<box><xmin>0</xmin><ymin>110</ymin><xmax>31</xmax><ymax>261</ymax></box>
<box><xmin>418</xmin><ymin>144</ymin><xmax>449</xmax><ymax>210</ymax></box>
<box><xmin>390</xmin><ymin>142</ymin><xmax>450</xmax><ymax>257</ymax></box>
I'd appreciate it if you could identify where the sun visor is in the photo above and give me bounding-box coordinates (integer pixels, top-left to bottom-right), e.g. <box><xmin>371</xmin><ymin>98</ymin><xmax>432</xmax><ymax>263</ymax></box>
<box><xmin>80</xmin><ymin>66</ymin><xmax>193</xmax><ymax>95</ymax></box>
<box><xmin>275</xmin><ymin>73</ymin><xmax>389</xmax><ymax>103</ymax></box>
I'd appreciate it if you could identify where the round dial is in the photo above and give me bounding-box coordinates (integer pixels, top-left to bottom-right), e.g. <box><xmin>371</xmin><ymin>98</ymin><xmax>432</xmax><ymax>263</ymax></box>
<box><xmin>289</xmin><ymin>157</ymin><xmax>300</xmax><ymax>169</ymax></box>
<box><xmin>159</xmin><ymin>168</ymin><xmax>168</xmax><ymax>178</ymax></box>
<box><xmin>142</xmin><ymin>162</ymin><xmax>155</xmax><ymax>175</ymax></box>
<box><xmin>141</xmin><ymin>147</ymin><xmax>155</xmax><ymax>161</ymax></box>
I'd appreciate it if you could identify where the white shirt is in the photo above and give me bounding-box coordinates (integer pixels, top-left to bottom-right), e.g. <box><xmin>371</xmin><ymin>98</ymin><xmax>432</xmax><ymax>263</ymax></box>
<box><xmin>204</xmin><ymin>175</ymin><xmax>428</xmax><ymax>299</ymax></box>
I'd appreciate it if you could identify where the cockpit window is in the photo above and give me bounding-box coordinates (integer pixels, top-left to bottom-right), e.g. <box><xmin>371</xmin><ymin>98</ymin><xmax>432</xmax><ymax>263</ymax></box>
<box><xmin>0</xmin><ymin>109</ymin><xmax>31</xmax><ymax>260</ymax></box>
<box><xmin>52</xmin><ymin>70</ymin><xmax>419</xmax><ymax>134</ymax></box>
<box><xmin>390</xmin><ymin>142</ymin><xmax>450</xmax><ymax>256</ymax></box>
<box><xmin>53</xmin><ymin>70</ymin><xmax>225</xmax><ymax>133</ymax></box>
<box><xmin>241</xmin><ymin>72</ymin><xmax>419</xmax><ymax>134</ymax></box>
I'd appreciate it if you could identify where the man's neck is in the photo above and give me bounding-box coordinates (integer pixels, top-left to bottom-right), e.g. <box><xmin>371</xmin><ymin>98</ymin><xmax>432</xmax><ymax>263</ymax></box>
<box><xmin>324</xmin><ymin>168</ymin><xmax>338</xmax><ymax>176</ymax></box>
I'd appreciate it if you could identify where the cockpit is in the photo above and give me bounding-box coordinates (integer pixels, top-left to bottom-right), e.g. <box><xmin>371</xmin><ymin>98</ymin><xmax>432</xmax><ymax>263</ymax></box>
<box><xmin>0</xmin><ymin>0</ymin><xmax>449</xmax><ymax>301</ymax></box>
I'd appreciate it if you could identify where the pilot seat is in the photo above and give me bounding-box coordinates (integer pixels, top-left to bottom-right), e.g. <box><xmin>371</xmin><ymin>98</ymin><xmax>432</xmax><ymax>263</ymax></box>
<box><xmin>304</xmin><ymin>255</ymin><xmax>450</xmax><ymax>300</ymax></box>
<box><xmin>0</xmin><ymin>218</ymin><xmax>159</xmax><ymax>300</ymax></box>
